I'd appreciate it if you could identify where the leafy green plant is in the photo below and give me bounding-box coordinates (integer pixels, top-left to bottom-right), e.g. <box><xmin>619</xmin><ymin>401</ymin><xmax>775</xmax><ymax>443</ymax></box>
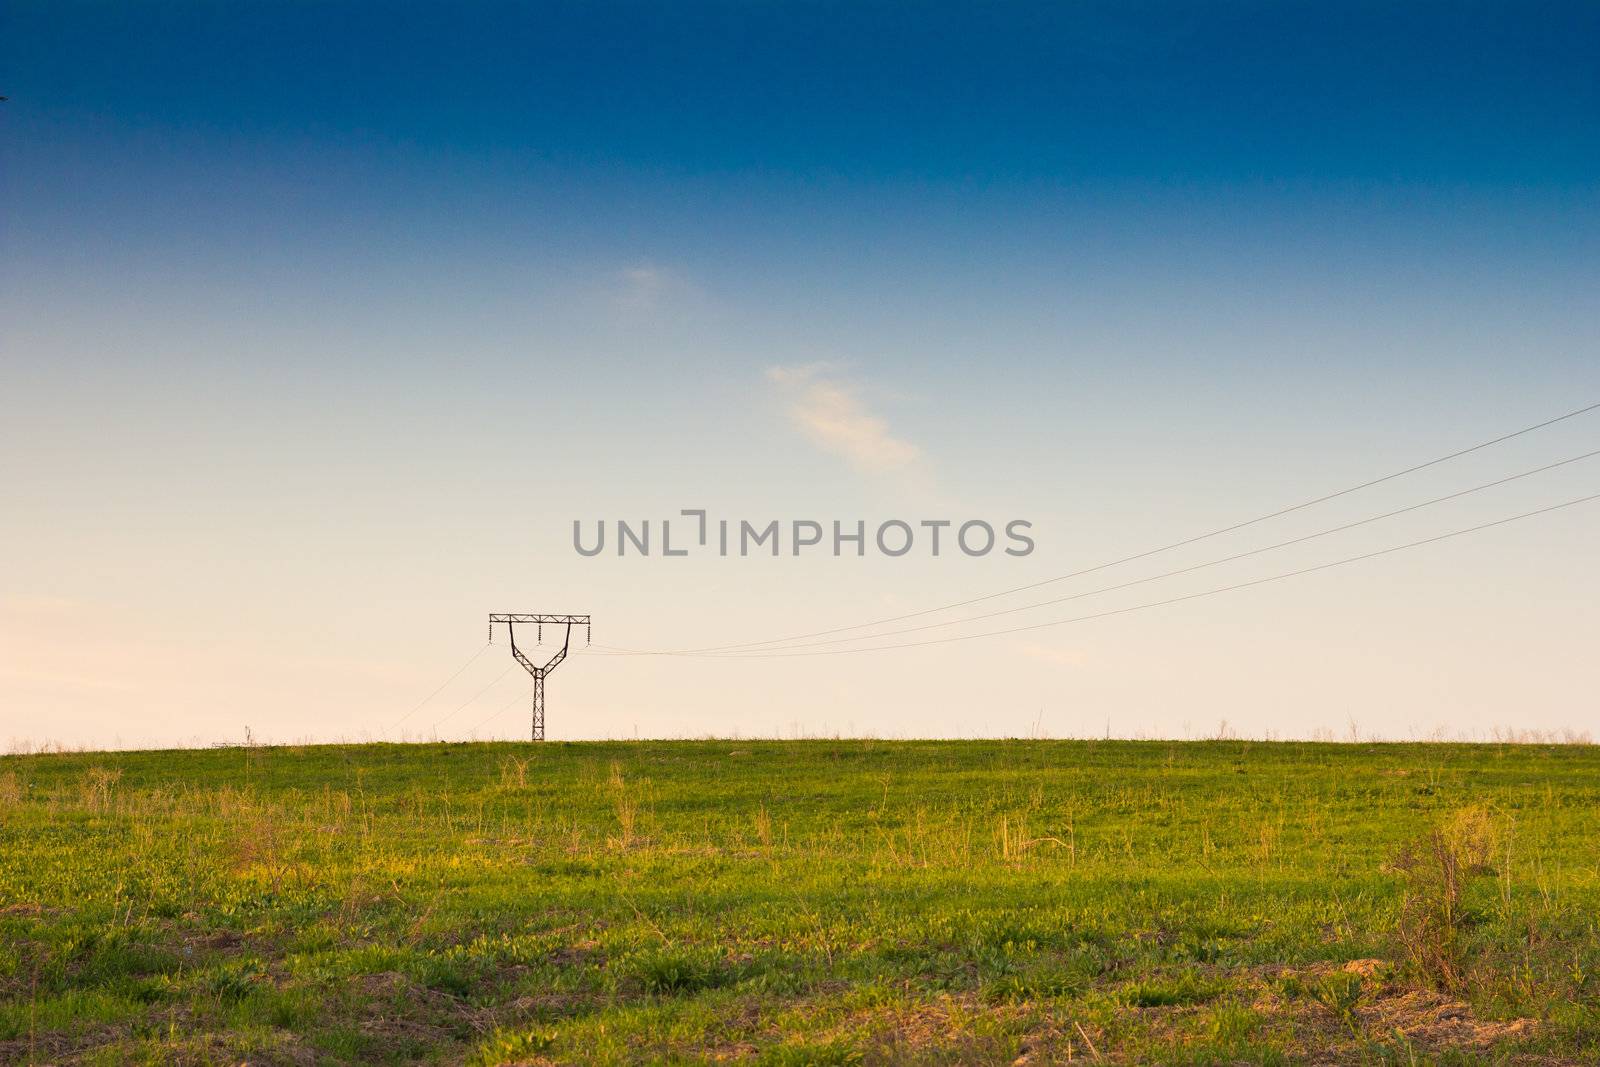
<box><xmin>981</xmin><ymin>964</ymin><xmax>1089</xmax><ymax>1003</ymax></box>
<box><xmin>756</xmin><ymin>1039</ymin><xmax>865</xmax><ymax>1066</ymax></box>
<box><xmin>1206</xmin><ymin>1002</ymin><xmax>1261</xmax><ymax>1045</ymax></box>
<box><xmin>472</xmin><ymin>1027</ymin><xmax>556</xmax><ymax>1065</ymax></box>
<box><xmin>206</xmin><ymin>958</ymin><xmax>267</xmax><ymax>1004</ymax></box>
<box><xmin>1123</xmin><ymin>972</ymin><xmax>1223</xmax><ymax>1007</ymax></box>
<box><xmin>627</xmin><ymin>946</ymin><xmax>730</xmax><ymax>995</ymax></box>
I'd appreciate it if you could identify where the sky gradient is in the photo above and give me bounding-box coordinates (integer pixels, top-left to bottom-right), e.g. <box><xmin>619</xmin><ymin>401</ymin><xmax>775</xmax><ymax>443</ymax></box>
<box><xmin>3</xmin><ymin>2</ymin><xmax>1598</xmax><ymax>747</ymax></box>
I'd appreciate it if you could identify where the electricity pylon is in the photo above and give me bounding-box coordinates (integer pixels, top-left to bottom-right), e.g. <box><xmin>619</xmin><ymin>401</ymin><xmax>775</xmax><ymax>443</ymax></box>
<box><xmin>488</xmin><ymin>613</ymin><xmax>590</xmax><ymax>741</ymax></box>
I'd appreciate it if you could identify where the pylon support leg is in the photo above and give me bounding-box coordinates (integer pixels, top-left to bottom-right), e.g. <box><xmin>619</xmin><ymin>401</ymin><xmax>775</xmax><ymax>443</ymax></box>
<box><xmin>532</xmin><ymin>674</ymin><xmax>546</xmax><ymax>742</ymax></box>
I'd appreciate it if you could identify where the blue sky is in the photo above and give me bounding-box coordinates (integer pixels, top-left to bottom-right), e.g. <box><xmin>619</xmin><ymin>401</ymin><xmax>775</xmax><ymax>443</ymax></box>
<box><xmin>3</xmin><ymin>2</ymin><xmax>1597</xmax><ymax>746</ymax></box>
<box><xmin>12</xmin><ymin>2</ymin><xmax>1599</xmax><ymax>180</ymax></box>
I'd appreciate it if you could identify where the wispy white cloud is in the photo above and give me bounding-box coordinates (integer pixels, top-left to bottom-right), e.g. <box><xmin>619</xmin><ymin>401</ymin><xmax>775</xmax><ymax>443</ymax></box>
<box><xmin>610</xmin><ymin>262</ymin><xmax>694</xmax><ymax>313</ymax></box>
<box><xmin>766</xmin><ymin>364</ymin><xmax>922</xmax><ymax>475</ymax></box>
<box><xmin>615</xmin><ymin>264</ymin><xmax>665</xmax><ymax>310</ymax></box>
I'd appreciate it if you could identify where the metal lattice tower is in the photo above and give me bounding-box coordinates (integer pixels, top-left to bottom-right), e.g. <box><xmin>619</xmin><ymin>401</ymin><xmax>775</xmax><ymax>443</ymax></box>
<box><xmin>489</xmin><ymin>613</ymin><xmax>590</xmax><ymax>741</ymax></box>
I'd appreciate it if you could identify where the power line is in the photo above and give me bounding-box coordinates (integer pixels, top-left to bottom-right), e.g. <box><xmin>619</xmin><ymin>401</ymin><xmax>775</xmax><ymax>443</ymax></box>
<box><xmin>429</xmin><ymin>664</ymin><xmax>517</xmax><ymax>733</ymax></box>
<box><xmin>623</xmin><ymin>399</ymin><xmax>1599</xmax><ymax>656</ymax></box>
<box><xmin>694</xmin><ymin>447</ymin><xmax>1600</xmax><ymax>653</ymax></box>
<box><xmin>465</xmin><ymin>685</ymin><xmax>532</xmax><ymax>736</ymax></box>
<box><xmin>386</xmin><ymin>642</ymin><xmax>490</xmax><ymax>734</ymax></box>
<box><xmin>658</xmin><ymin>490</ymin><xmax>1600</xmax><ymax>658</ymax></box>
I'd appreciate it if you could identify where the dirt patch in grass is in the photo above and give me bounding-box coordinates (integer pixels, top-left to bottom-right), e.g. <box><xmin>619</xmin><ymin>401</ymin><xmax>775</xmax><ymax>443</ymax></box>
<box><xmin>767</xmin><ymin>993</ymin><xmax>1049</xmax><ymax>1064</ymax></box>
<box><xmin>163</xmin><ymin>1030</ymin><xmax>321</xmax><ymax>1067</ymax></box>
<box><xmin>0</xmin><ymin>1014</ymin><xmax>320</xmax><ymax>1067</ymax></box>
<box><xmin>0</xmin><ymin>902</ymin><xmax>48</xmax><ymax>918</ymax></box>
<box><xmin>1258</xmin><ymin>958</ymin><xmax>1551</xmax><ymax>1066</ymax></box>
<box><xmin>1367</xmin><ymin>988</ymin><xmax>1536</xmax><ymax>1048</ymax></box>
<box><xmin>357</xmin><ymin>968</ymin><xmax>482</xmax><ymax>1020</ymax></box>
<box><xmin>586</xmin><ymin>962</ymin><xmax>1557</xmax><ymax>1066</ymax></box>
<box><xmin>0</xmin><ymin>1028</ymin><xmax>110</xmax><ymax>1066</ymax></box>
<box><xmin>804</xmin><ymin>962</ymin><xmax>1551</xmax><ymax>1066</ymax></box>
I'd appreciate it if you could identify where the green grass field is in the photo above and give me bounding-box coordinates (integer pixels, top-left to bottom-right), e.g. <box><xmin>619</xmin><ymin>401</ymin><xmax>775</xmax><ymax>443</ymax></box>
<box><xmin>1</xmin><ymin>740</ymin><xmax>1597</xmax><ymax>1065</ymax></box>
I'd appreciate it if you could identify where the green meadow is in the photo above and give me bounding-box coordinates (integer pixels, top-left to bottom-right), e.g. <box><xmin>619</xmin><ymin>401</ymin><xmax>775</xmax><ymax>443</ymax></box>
<box><xmin>1</xmin><ymin>740</ymin><xmax>1597</xmax><ymax>1065</ymax></box>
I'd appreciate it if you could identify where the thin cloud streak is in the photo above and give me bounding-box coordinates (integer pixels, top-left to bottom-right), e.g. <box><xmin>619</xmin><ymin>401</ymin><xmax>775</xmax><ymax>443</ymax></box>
<box><xmin>767</xmin><ymin>364</ymin><xmax>922</xmax><ymax>476</ymax></box>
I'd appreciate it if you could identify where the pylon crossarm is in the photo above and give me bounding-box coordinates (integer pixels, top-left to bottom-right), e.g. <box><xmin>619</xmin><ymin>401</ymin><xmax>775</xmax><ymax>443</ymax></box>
<box><xmin>490</xmin><ymin>614</ymin><xmax>590</xmax><ymax>625</ymax></box>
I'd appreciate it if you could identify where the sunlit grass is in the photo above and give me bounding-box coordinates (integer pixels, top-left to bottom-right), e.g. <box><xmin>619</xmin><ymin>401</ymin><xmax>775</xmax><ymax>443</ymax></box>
<box><xmin>1</xmin><ymin>740</ymin><xmax>1596</xmax><ymax>1063</ymax></box>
